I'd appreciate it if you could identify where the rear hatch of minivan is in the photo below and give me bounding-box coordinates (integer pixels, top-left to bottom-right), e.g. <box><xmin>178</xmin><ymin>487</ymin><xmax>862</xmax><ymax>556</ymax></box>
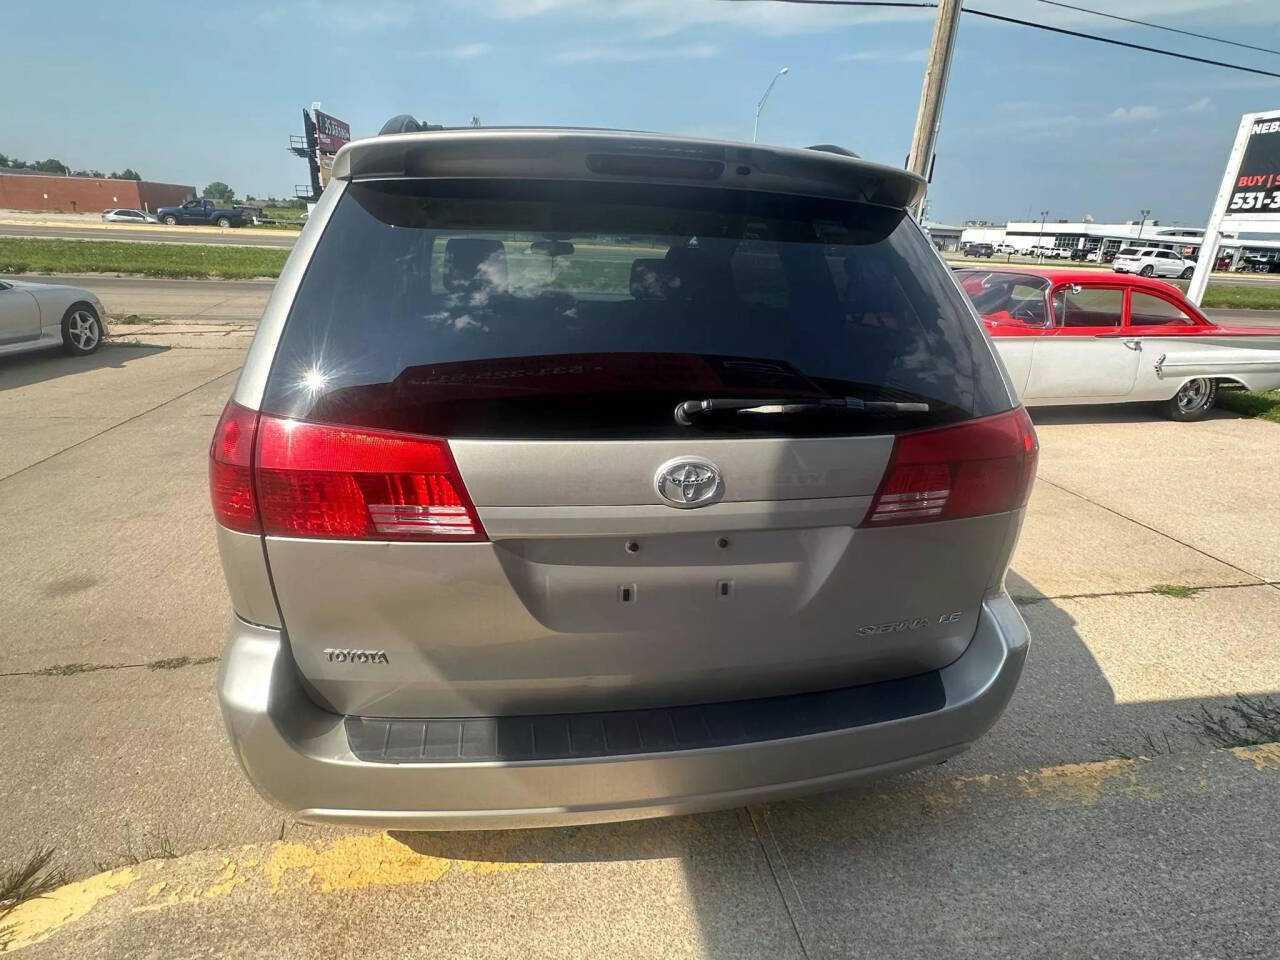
<box><xmin>217</xmin><ymin>141</ymin><xmax>1033</xmax><ymax>719</ymax></box>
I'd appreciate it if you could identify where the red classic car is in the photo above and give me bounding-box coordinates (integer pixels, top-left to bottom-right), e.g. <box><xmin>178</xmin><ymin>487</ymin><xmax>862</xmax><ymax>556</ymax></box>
<box><xmin>956</xmin><ymin>267</ymin><xmax>1280</xmax><ymax>420</ymax></box>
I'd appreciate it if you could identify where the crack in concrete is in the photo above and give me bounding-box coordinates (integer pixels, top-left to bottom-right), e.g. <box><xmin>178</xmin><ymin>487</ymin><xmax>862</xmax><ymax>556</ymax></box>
<box><xmin>0</xmin><ymin>656</ymin><xmax>220</xmax><ymax>679</ymax></box>
<box><xmin>1037</xmin><ymin>476</ymin><xmax>1280</xmax><ymax>595</ymax></box>
<box><xmin>1013</xmin><ymin>580</ymin><xmax>1280</xmax><ymax>606</ymax></box>
<box><xmin>0</xmin><ymin>366</ymin><xmax>240</xmax><ymax>484</ymax></box>
<box><xmin>744</xmin><ymin>806</ymin><xmax>814</xmax><ymax>960</ymax></box>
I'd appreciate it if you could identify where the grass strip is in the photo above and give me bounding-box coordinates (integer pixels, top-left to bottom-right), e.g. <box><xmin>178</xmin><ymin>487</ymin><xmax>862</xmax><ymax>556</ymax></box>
<box><xmin>1217</xmin><ymin>389</ymin><xmax>1280</xmax><ymax>423</ymax></box>
<box><xmin>0</xmin><ymin>237</ymin><xmax>287</xmax><ymax>279</ymax></box>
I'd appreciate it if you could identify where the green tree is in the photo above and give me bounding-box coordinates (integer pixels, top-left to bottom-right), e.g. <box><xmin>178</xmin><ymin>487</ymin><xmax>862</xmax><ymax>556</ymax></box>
<box><xmin>32</xmin><ymin>158</ymin><xmax>70</xmax><ymax>174</ymax></box>
<box><xmin>72</xmin><ymin>169</ymin><xmax>107</xmax><ymax>178</ymax></box>
<box><xmin>202</xmin><ymin>181</ymin><xmax>235</xmax><ymax>202</ymax></box>
<box><xmin>114</xmin><ymin>168</ymin><xmax>142</xmax><ymax>181</ymax></box>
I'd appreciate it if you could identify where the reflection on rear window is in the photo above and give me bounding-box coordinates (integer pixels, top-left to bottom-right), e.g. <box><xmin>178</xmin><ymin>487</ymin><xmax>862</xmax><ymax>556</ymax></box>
<box><xmin>263</xmin><ymin>179</ymin><xmax>1008</xmax><ymax>439</ymax></box>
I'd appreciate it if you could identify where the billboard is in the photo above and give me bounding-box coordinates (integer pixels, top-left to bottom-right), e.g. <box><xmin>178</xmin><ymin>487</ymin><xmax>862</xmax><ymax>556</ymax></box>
<box><xmin>1187</xmin><ymin>108</ymin><xmax>1280</xmax><ymax>305</ymax></box>
<box><xmin>1226</xmin><ymin>113</ymin><xmax>1280</xmax><ymax>215</ymax></box>
<box><xmin>314</xmin><ymin>110</ymin><xmax>351</xmax><ymax>155</ymax></box>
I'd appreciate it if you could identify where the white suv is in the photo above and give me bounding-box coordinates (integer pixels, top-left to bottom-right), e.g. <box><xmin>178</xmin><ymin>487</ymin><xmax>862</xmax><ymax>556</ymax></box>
<box><xmin>1112</xmin><ymin>247</ymin><xmax>1194</xmax><ymax>279</ymax></box>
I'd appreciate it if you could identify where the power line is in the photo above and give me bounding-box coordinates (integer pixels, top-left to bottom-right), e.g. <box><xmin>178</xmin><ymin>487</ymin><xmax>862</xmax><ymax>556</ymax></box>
<box><xmin>725</xmin><ymin>0</ymin><xmax>1280</xmax><ymax>80</ymax></box>
<box><xmin>1036</xmin><ymin>1</ymin><xmax>1280</xmax><ymax>60</ymax></box>
<box><xmin>964</xmin><ymin>7</ymin><xmax>1280</xmax><ymax>79</ymax></box>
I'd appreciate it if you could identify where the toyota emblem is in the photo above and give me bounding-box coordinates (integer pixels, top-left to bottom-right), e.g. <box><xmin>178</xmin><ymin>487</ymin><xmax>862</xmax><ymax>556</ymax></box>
<box><xmin>654</xmin><ymin>457</ymin><xmax>723</xmax><ymax>508</ymax></box>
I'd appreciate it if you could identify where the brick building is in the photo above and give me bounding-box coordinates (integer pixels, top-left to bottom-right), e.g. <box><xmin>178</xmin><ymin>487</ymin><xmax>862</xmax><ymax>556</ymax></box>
<box><xmin>0</xmin><ymin>171</ymin><xmax>195</xmax><ymax>214</ymax></box>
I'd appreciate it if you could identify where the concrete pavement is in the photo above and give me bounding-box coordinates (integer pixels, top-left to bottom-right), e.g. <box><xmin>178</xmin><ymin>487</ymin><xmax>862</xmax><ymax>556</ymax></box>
<box><xmin>6</xmin><ymin>748</ymin><xmax>1278</xmax><ymax>959</ymax></box>
<box><xmin>1</xmin><ymin>337</ymin><xmax>1278</xmax><ymax>957</ymax></box>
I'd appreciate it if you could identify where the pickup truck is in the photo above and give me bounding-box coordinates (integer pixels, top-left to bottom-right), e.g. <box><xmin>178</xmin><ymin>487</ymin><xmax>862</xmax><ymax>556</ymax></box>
<box><xmin>154</xmin><ymin>198</ymin><xmax>244</xmax><ymax>227</ymax></box>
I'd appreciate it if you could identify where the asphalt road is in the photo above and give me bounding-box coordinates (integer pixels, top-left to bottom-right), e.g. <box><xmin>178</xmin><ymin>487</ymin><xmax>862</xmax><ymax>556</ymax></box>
<box><xmin>0</xmin><ymin>332</ymin><xmax>1277</xmax><ymax>957</ymax></box>
<box><xmin>0</xmin><ymin>222</ymin><xmax>296</xmax><ymax>248</ymax></box>
<box><xmin>4</xmin><ymin>274</ymin><xmax>1280</xmax><ymax>330</ymax></box>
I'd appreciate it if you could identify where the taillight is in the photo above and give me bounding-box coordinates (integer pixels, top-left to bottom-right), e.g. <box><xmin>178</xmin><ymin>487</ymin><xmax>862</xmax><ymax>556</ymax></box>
<box><xmin>253</xmin><ymin>415</ymin><xmax>487</xmax><ymax>542</ymax></box>
<box><xmin>209</xmin><ymin>401</ymin><xmax>261</xmax><ymax>533</ymax></box>
<box><xmin>861</xmin><ymin>407</ymin><xmax>1038</xmax><ymax>527</ymax></box>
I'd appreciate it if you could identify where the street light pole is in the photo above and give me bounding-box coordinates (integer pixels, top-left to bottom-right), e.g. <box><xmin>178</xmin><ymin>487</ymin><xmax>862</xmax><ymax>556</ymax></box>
<box><xmin>752</xmin><ymin>67</ymin><xmax>789</xmax><ymax>143</ymax></box>
<box><xmin>1038</xmin><ymin>209</ymin><xmax>1048</xmax><ymax>262</ymax></box>
<box><xmin>1137</xmin><ymin>208</ymin><xmax>1150</xmax><ymax>242</ymax></box>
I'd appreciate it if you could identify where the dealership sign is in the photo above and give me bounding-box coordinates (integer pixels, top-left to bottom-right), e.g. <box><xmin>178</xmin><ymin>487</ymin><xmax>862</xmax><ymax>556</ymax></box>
<box><xmin>1186</xmin><ymin>108</ymin><xmax>1280</xmax><ymax>305</ymax></box>
<box><xmin>314</xmin><ymin>110</ymin><xmax>351</xmax><ymax>155</ymax></box>
<box><xmin>1226</xmin><ymin>116</ymin><xmax>1280</xmax><ymax>214</ymax></box>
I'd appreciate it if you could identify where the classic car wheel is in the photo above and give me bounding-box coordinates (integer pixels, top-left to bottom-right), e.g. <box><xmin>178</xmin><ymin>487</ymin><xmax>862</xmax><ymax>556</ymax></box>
<box><xmin>163</xmin><ymin>215</ymin><xmax>177</xmax><ymax>225</ymax></box>
<box><xmin>216</xmin><ymin>217</ymin><xmax>231</xmax><ymax>228</ymax></box>
<box><xmin>1180</xmin><ymin>267</ymin><xmax>1194</xmax><ymax>279</ymax></box>
<box><xmin>1161</xmin><ymin>378</ymin><xmax>1217</xmax><ymax>421</ymax></box>
<box><xmin>61</xmin><ymin>304</ymin><xmax>103</xmax><ymax>356</ymax></box>
<box><xmin>1139</xmin><ymin>265</ymin><xmax>1154</xmax><ymax>277</ymax></box>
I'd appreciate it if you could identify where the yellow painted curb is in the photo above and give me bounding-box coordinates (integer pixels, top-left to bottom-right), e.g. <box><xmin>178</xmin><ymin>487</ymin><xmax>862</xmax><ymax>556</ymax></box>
<box><xmin>0</xmin><ymin>833</ymin><xmax>540</xmax><ymax>952</ymax></box>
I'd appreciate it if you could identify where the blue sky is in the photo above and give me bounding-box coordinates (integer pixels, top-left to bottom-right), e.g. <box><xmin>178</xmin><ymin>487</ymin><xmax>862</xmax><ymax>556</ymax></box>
<box><xmin>5</xmin><ymin>0</ymin><xmax>1280</xmax><ymax>225</ymax></box>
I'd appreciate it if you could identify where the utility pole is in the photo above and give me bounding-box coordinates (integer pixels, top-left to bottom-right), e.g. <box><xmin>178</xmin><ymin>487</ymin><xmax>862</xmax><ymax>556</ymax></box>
<box><xmin>1137</xmin><ymin>208</ymin><xmax>1150</xmax><ymax>241</ymax></box>
<box><xmin>1038</xmin><ymin>209</ymin><xmax>1048</xmax><ymax>262</ymax></box>
<box><xmin>906</xmin><ymin>0</ymin><xmax>963</xmax><ymax>218</ymax></box>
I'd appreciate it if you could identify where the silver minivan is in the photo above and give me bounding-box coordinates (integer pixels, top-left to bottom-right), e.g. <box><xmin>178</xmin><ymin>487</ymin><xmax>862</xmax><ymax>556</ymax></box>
<box><xmin>211</xmin><ymin>124</ymin><xmax>1036</xmax><ymax>829</ymax></box>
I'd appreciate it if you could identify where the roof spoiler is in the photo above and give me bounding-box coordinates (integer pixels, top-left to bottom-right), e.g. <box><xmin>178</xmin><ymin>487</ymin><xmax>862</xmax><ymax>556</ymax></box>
<box><xmin>331</xmin><ymin>119</ymin><xmax>924</xmax><ymax>210</ymax></box>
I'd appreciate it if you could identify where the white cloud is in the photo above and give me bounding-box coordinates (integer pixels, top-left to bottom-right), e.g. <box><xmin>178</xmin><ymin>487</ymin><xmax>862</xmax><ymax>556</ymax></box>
<box><xmin>446</xmin><ymin>42</ymin><xmax>493</xmax><ymax>59</ymax></box>
<box><xmin>1185</xmin><ymin>96</ymin><xmax>1212</xmax><ymax>113</ymax></box>
<box><xmin>557</xmin><ymin>42</ymin><xmax>719</xmax><ymax>63</ymax></box>
<box><xmin>1108</xmin><ymin>105</ymin><xmax>1164</xmax><ymax>122</ymax></box>
<box><xmin>837</xmin><ymin>48</ymin><xmax>927</xmax><ymax>63</ymax></box>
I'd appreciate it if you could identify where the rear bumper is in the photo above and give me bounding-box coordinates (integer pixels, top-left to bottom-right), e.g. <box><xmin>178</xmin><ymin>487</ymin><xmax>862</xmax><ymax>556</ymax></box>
<box><xmin>218</xmin><ymin>591</ymin><xmax>1029</xmax><ymax>830</ymax></box>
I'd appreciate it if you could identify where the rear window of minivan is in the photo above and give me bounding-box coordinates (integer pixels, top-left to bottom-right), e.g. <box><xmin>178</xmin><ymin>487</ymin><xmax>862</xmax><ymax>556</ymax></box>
<box><xmin>262</xmin><ymin>179</ymin><xmax>1009</xmax><ymax>439</ymax></box>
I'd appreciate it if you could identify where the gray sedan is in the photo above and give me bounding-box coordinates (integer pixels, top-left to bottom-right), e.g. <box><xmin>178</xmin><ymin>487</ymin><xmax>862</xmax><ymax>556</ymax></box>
<box><xmin>101</xmin><ymin>208</ymin><xmax>160</xmax><ymax>224</ymax></box>
<box><xmin>0</xmin><ymin>278</ymin><xmax>109</xmax><ymax>357</ymax></box>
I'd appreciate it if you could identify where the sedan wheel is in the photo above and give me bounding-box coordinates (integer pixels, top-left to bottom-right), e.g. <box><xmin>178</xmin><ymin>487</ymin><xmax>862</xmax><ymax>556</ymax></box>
<box><xmin>62</xmin><ymin>305</ymin><xmax>103</xmax><ymax>356</ymax></box>
<box><xmin>1180</xmin><ymin>267</ymin><xmax>1194</xmax><ymax>279</ymax></box>
<box><xmin>1161</xmin><ymin>378</ymin><xmax>1217</xmax><ymax>421</ymax></box>
<box><xmin>1139</xmin><ymin>265</ymin><xmax>1154</xmax><ymax>277</ymax></box>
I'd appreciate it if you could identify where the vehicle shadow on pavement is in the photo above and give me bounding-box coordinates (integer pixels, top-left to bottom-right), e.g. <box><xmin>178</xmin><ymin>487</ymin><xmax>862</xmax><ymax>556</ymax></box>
<box><xmin>390</xmin><ymin>808</ymin><xmax>803</xmax><ymax>957</ymax></box>
<box><xmin>382</xmin><ymin>571</ymin><xmax>1278</xmax><ymax>959</ymax></box>
<box><xmin>1028</xmin><ymin>404</ymin><xmax>1247</xmax><ymax>426</ymax></box>
<box><xmin>0</xmin><ymin>342</ymin><xmax>167</xmax><ymax>393</ymax></box>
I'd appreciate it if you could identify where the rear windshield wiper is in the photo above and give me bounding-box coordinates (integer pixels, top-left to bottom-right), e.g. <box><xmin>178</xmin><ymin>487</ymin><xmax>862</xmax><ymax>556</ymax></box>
<box><xmin>674</xmin><ymin>396</ymin><xmax>930</xmax><ymax>425</ymax></box>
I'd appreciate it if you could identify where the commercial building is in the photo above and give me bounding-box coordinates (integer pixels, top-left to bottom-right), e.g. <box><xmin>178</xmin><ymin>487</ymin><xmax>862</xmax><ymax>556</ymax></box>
<box><xmin>959</xmin><ymin>217</ymin><xmax>1280</xmax><ymax>267</ymax></box>
<box><xmin>0</xmin><ymin>170</ymin><xmax>195</xmax><ymax>214</ymax></box>
<box><xmin>923</xmin><ymin>222</ymin><xmax>963</xmax><ymax>251</ymax></box>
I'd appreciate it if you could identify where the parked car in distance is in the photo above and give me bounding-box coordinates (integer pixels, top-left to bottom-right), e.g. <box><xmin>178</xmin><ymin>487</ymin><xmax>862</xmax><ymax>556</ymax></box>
<box><xmin>210</xmin><ymin>123</ymin><xmax>1038</xmax><ymax>831</ymax></box>
<box><xmin>1069</xmin><ymin>248</ymin><xmax>1091</xmax><ymax>261</ymax></box>
<box><xmin>1101</xmin><ymin>250</ymin><xmax>1117</xmax><ymax>263</ymax></box>
<box><xmin>957</xmin><ymin>266</ymin><xmax>1280</xmax><ymax>420</ymax></box>
<box><xmin>965</xmin><ymin>242</ymin><xmax>995</xmax><ymax>258</ymax></box>
<box><xmin>101</xmin><ymin>208</ymin><xmax>159</xmax><ymax>224</ymax></box>
<box><xmin>155</xmin><ymin>198</ymin><xmax>245</xmax><ymax>227</ymax></box>
<box><xmin>1112</xmin><ymin>247</ymin><xmax>1194</xmax><ymax>279</ymax></box>
<box><xmin>0</xmin><ymin>278</ymin><xmax>109</xmax><ymax>357</ymax></box>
